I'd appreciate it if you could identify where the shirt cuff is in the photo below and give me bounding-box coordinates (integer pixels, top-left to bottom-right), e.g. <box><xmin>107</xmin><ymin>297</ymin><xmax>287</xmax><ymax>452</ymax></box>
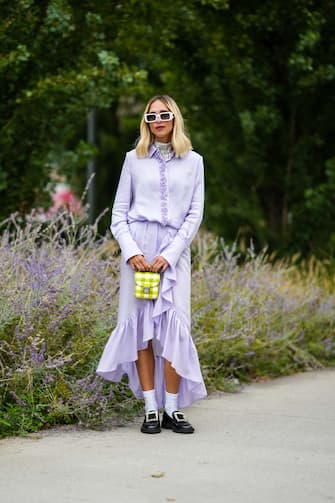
<box><xmin>160</xmin><ymin>234</ymin><xmax>186</xmax><ymax>268</ymax></box>
<box><xmin>118</xmin><ymin>233</ymin><xmax>143</xmax><ymax>263</ymax></box>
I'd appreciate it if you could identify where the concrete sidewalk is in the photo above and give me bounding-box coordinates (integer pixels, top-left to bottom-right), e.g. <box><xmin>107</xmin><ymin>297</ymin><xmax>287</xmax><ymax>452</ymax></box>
<box><xmin>1</xmin><ymin>369</ymin><xmax>335</xmax><ymax>503</ymax></box>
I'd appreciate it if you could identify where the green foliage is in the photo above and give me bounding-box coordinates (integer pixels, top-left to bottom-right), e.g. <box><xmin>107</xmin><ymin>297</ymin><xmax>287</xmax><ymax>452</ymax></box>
<box><xmin>0</xmin><ymin>213</ymin><xmax>142</xmax><ymax>437</ymax></box>
<box><xmin>0</xmin><ymin>0</ymin><xmax>147</xmax><ymax>217</ymax></box>
<box><xmin>1</xmin><ymin>0</ymin><xmax>335</xmax><ymax>438</ymax></box>
<box><xmin>0</xmin><ymin>224</ymin><xmax>334</xmax><ymax>437</ymax></box>
<box><xmin>1</xmin><ymin>0</ymin><xmax>335</xmax><ymax>253</ymax></box>
<box><xmin>83</xmin><ymin>0</ymin><xmax>335</xmax><ymax>255</ymax></box>
<box><xmin>191</xmin><ymin>233</ymin><xmax>335</xmax><ymax>391</ymax></box>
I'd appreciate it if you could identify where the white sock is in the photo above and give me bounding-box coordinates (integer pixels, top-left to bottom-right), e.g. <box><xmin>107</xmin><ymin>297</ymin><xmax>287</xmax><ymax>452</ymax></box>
<box><xmin>143</xmin><ymin>389</ymin><xmax>158</xmax><ymax>412</ymax></box>
<box><xmin>165</xmin><ymin>391</ymin><xmax>179</xmax><ymax>418</ymax></box>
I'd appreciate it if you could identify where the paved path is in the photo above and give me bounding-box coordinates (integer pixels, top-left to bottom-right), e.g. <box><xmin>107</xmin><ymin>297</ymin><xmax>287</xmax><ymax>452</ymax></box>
<box><xmin>1</xmin><ymin>369</ymin><xmax>335</xmax><ymax>503</ymax></box>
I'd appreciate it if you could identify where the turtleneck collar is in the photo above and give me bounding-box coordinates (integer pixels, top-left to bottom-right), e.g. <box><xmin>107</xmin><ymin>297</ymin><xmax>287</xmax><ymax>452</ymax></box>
<box><xmin>153</xmin><ymin>141</ymin><xmax>174</xmax><ymax>162</ymax></box>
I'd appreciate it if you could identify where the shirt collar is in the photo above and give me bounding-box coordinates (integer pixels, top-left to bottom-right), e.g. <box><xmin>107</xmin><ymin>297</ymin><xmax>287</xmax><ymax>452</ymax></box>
<box><xmin>148</xmin><ymin>144</ymin><xmax>157</xmax><ymax>158</ymax></box>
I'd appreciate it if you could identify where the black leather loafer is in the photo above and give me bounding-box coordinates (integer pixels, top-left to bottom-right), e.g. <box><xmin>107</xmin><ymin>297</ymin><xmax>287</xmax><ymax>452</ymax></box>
<box><xmin>141</xmin><ymin>410</ymin><xmax>161</xmax><ymax>434</ymax></box>
<box><xmin>161</xmin><ymin>410</ymin><xmax>195</xmax><ymax>434</ymax></box>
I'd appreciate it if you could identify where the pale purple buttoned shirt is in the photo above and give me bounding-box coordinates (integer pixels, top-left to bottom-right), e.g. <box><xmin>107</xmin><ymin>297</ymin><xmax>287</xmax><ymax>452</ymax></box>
<box><xmin>111</xmin><ymin>144</ymin><xmax>205</xmax><ymax>267</ymax></box>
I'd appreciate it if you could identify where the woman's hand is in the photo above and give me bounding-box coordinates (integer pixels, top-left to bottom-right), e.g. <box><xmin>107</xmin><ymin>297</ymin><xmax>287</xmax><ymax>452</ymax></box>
<box><xmin>150</xmin><ymin>256</ymin><xmax>169</xmax><ymax>273</ymax></box>
<box><xmin>128</xmin><ymin>254</ymin><xmax>151</xmax><ymax>272</ymax></box>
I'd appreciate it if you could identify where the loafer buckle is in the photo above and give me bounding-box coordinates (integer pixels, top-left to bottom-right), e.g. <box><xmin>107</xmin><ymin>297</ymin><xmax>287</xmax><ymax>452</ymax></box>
<box><xmin>145</xmin><ymin>410</ymin><xmax>159</xmax><ymax>422</ymax></box>
<box><xmin>173</xmin><ymin>411</ymin><xmax>186</xmax><ymax>422</ymax></box>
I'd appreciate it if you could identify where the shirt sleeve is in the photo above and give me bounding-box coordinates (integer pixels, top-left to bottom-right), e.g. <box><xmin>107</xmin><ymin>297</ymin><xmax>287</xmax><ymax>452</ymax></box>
<box><xmin>161</xmin><ymin>156</ymin><xmax>205</xmax><ymax>267</ymax></box>
<box><xmin>110</xmin><ymin>153</ymin><xmax>143</xmax><ymax>263</ymax></box>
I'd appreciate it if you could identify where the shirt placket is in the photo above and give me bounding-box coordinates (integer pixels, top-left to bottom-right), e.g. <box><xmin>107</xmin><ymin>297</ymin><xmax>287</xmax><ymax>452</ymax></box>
<box><xmin>154</xmin><ymin>151</ymin><xmax>169</xmax><ymax>226</ymax></box>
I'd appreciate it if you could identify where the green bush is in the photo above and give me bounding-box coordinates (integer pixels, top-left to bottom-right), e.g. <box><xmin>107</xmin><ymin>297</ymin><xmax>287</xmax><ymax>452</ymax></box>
<box><xmin>0</xmin><ymin>220</ymin><xmax>334</xmax><ymax>437</ymax></box>
<box><xmin>192</xmin><ymin>234</ymin><xmax>335</xmax><ymax>391</ymax></box>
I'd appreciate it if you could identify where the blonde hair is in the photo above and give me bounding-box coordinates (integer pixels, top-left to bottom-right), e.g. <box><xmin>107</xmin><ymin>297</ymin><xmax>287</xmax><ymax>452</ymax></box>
<box><xmin>135</xmin><ymin>95</ymin><xmax>192</xmax><ymax>158</ymax></box>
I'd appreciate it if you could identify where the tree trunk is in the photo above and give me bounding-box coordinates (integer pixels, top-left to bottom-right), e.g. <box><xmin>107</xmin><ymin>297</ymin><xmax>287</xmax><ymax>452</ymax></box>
<box><xmin>282</xmin><ymin>107</ymin><xmax>296</xmax><ymax>234</ymax></box>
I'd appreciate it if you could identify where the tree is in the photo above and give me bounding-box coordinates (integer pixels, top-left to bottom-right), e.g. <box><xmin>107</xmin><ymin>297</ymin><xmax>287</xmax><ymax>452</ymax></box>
<box><xmin>0</xmin><ymin>0</ymin><xmax>146</xmax><ymax>218</ymax></box>
<box><xmin>158</xmin><ymin>0</ymin><xmax>335</xmax><ymax>254</ymax></box>
<box><xmin>92</xmin><ymin>0</ymin><xmax>335</xmax><ymax>254</ymax></box>
<box><xmin>2</xmin><ymin>0</ymin><xmax>335</xmax><ymax>256</ymax></box>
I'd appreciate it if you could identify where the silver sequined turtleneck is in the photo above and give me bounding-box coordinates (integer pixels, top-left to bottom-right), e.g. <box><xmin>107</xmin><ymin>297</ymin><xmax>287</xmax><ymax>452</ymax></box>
<box><xmin>154</xmin><ymin>141</ymin><xmax>174</xmax><ymax>162</ymax></box>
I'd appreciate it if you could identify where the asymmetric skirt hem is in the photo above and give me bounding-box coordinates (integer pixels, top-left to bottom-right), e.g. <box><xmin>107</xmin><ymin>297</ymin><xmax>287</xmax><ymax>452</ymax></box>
<box><xmin>96</xmin><ymin>305</ymin><xmax>207</xmax><ymax>409</ymax></box>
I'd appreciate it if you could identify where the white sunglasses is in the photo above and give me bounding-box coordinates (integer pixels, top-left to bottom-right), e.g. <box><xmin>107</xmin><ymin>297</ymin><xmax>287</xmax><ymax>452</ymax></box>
<box><xmin>144</xmin><ymin>112</ymin><xmax>174</xmax><ymax>123</ymax></box>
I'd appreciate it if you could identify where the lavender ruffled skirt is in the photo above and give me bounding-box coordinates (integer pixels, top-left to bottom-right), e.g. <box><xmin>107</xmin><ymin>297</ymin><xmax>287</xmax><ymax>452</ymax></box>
<box><xmin>96</xmin><ymin>221</ymin><xmax>207</xmax><ymax>409</ymax></box>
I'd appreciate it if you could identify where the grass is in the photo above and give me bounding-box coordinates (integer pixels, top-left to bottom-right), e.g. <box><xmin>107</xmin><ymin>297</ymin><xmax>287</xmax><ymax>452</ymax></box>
<box><xmin>0</xmin><ymin>216</ymin><xmax>334</xmax><ymax>437</ymax></box>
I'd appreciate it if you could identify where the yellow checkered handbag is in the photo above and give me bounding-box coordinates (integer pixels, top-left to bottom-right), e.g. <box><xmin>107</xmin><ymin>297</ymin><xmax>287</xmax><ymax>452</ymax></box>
<box><xmin>134</xmin><ymin>271</ymin><xmax>160</xmax><ymax>300</ymax></box>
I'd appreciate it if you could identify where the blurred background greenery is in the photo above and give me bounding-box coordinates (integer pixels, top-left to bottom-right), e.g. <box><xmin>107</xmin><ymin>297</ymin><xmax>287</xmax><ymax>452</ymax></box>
<box><xmin>1</xmin><ymin>0</ymin><xmax>335</xmax><ymax>256</ymax></box>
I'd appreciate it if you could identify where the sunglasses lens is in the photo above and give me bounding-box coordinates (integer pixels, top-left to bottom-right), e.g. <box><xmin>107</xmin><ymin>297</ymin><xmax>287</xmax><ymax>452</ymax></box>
<box><xmin>160</xmin><ymin>112</ymin><xmax>172</xmax><ymax>121</ymax></box>
<box><xmin>145</xmin><ymin>113</ymin><xmax>156</xmax><ymax>122</ymax></box>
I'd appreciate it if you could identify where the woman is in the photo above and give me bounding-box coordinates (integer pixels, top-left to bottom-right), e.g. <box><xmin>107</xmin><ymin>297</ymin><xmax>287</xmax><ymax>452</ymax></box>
<box><xmin>97</xmin><ymin>95</ymin><xmax>207</xmax><ymax>434</ymax></box>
